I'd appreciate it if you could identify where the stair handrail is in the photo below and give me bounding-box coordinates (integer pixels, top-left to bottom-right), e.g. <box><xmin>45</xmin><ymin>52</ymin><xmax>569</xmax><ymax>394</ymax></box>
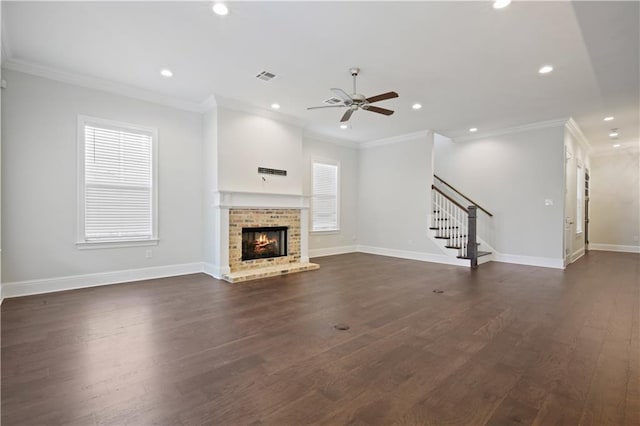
<box><xmin>433</xmin><ymin>175</ymin><xmax>494</xmax><ymax>217</ymax></box>
<box><xmin>431</xmin><ymin>185</ymin><xmax>467</xmax><ymax>212</ymax></box>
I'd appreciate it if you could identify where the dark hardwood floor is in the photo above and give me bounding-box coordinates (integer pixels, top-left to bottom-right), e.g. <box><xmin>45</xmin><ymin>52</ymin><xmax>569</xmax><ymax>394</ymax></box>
<box><xmin>2</xmin><ymin>251</ymin><xmax>639</xmax><ymax>425</ymax></box>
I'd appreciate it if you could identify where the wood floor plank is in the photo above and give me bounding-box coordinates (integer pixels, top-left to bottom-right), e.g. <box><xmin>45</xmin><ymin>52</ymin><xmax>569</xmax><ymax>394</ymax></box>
<box><xmin>2</xmin><ymin>251</ymin><xmax>638</xmax><ymax>425</ymax></box>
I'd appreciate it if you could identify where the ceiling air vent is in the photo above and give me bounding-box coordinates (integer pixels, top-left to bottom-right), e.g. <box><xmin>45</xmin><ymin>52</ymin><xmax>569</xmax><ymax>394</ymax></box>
<box><xmin>324</xmin><ymin>97</ymin><xmax>343</xmax><ymax>105</ymax></box>
<box><xmin>256</xmin><ymin>71</ymin><xmax>276</xmax><ymax>81</ymax></box>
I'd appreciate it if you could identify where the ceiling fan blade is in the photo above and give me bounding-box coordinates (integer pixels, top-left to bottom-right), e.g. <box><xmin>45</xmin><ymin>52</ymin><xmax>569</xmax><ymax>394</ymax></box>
<box><xmin>364</xmin><ymin>105</ymin><xmax>394</xmax><ymax>116</ymax></box>
<box><xmin>340</xmin><ymin>109</ymin><xmax>354</xmax><ymax>122</ymax></box>
<box><xmin>365</xmin><ymin>91</ymin><xmax>399</xmax><ymax>103</ymax></box>
<box><xmin>307</xmin><ymin>105</ymin><xmax>347</xmax><ymax>110</ymax></box>
<box><xmin>331</xmin><ymin>88</ymin><xmax>353</xmax><ymax>104</ymax></box>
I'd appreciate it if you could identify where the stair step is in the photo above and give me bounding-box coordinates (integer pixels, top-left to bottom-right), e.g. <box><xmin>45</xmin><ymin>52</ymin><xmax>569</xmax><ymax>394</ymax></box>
<box><xmin>457</xmin><ymin>251</ymin><xmax>492</xmax><ymax>259</ymax></box>
<box><xmin>445</xmin><ymin>242</ymin><xmax>479</xmax><ymax>249</ymax></box>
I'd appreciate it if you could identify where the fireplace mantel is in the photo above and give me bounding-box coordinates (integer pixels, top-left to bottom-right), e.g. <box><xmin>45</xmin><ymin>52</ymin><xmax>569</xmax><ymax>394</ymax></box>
<box><xmin>206</xmin><ymin>190</ymin><xmax>316</xmax><ymax>282</ymax></box>
<box><xmin>213</xmin><ymin>190</ymin><xmax>309</xmax><ymax>209</ymax></box>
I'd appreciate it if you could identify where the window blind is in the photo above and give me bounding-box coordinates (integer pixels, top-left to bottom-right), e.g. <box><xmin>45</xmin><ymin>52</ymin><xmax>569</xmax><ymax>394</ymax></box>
<box><xmin>312</xmin><ymin>162</ymin><xmax>339</xmax><ymax>232</ymax></box>
<box><xmin>83</xmin><ymin>123</ymin><xmax>154</xmax><ymax>242</ymax></box>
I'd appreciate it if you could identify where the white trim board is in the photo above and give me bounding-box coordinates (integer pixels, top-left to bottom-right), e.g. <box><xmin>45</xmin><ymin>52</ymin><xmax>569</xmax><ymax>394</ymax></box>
<box><xmin>589</xmin><ymin>244</ymin><xmax>640</xmax><ymax>254</ymax></box>
<box><xmin>2</xmin><ymin>262</ymin><xmax>204</xmax><ymax>299</ymax></box>
<box><xmin>356</xmin><ymin>245</ymin><xmax>470</xmax><ymax>267</ymax></box>
<box><xmin>492</xmin><ymin>253</ymin><xmax>565</xmax><ymax>269</ymax></box>
<box><xmin>309</xmin><ymin>245</ymin><xmax>357</xmax><ymax>258</ymax></box>
<box><xmin>570</xmin><ymin>247</ymin><xmax>585</xmax><ymax>263</ymax></box>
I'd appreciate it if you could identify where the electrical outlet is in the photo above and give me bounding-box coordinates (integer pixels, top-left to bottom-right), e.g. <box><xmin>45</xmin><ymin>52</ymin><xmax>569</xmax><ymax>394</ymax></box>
<box><xmin>145</xmin><ymin>249</ymin><xmax>153</xmax><ymax>259</ymax></box>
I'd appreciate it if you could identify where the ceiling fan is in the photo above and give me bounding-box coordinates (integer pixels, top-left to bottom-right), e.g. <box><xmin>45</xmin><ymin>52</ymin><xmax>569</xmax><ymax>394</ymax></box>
<box><xmin>307</xmin><ymin>68</ymin><xmax>399</xmax><ymax>123</ymax></box>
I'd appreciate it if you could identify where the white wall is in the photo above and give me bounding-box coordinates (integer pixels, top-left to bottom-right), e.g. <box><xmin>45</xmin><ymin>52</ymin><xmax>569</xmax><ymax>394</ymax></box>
<box><xmin>202</xmin><ymin>107</ymin><xmax>218</xmax><ymax>266</ymax></box>
<box><xmin>434</xmin><ymin>125</ymin><xmax>566</xmax><ymax>261</ymax></box>
<box><xmin>590</xmin><ymin>148</ymin><xmax>640</xmax><ymax>251</ymax></box>
<box><xmin>302</xmin><ymin>136</ymin><xmax>358</xmax><ymax>256</ymax></box>
<box><xmin>217</xmin><ymin>107</ymin><xmax>303</xmax><ymax>194</ymax></box>
<box><xmin>1</xmin><ymin>70</ymin><xmax>203</xmax><ymax>283</ymax></box>
<box><xmin>358</xmin><ymin>133</ymin><xmax>442</xmax><ymax>255</ymax></box>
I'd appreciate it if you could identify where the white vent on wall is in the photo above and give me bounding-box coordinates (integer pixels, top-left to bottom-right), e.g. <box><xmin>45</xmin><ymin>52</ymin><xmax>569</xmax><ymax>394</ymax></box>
<box><xmin>256</xmin><ymin>71</ymin><xmax>276</xmax><ymax>81</ymax></box>
<box><xmin>324</xmin><ymin>97</ymin><xmax>343</xmax><ymax>105</ymax></box>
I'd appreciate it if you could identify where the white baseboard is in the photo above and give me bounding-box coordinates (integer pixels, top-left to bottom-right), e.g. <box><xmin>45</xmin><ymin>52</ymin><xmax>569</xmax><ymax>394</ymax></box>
<box><xmin>2</xmin><ymin>262</ymin><xmax>204</xmax><ymax>299</ymax></box>
<box><xmin>309</xmin><ymin>245</ymin><xmax>357</xmax><ymax>258</ymax></box>
<box><xmin>493</xmin><ymin>253</ymin><xmax>565</xmax><ymax>269</ymax></box>
<box><xmin>571</xmin><ymin>247</ymin><xmax>585</xmax><ymax>263</ymax></box>
<box><xmin>356</xmin><ymin>245</ymin><xmax>470</xmax><ymax>267</ymax></box>
<box><xmin>202</xmin><ymin>262</ymin><xmax>220</xmax><ymax>279</ymax></box>
<box><xmin>589</xmin><ymin>243</ymin><xmax>640</xmax><ymax>254</ymax></box>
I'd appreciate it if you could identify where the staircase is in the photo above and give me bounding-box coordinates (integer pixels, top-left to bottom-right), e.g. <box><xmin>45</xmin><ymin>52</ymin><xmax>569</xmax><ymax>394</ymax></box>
<box><xmin>429</xmin><ymin>176</ymin><xmax>495</xmax><ymax>268</ymax></box>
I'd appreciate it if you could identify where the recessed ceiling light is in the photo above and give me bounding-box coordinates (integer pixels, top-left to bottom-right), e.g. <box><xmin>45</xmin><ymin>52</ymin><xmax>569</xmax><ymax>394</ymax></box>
<box><xmin>469</xmin><ymin>127</ymin><xmax>478</xmax><ymax>133</ymax></box>
<box><xmin>160</xmin><ymin>69</ymin><xmax>173</xmax><ymax>77</ymax></box>
<box><xmin>493</xmin><ymin>0</ymin><xmax>512</xmax><ymax>9</ymax></box>
<box><xmin>340</xmin><ymin>124</ymin><xmax>349</xmax><ymax>130</ymax></box>
<box><xmin>212</xmin><ymin>3</ymin><xmax>229</xmax><ymax>16</ymax></box>
<box><xmin>609</xmin><ymin>129</ymin><xmax>619</xmax><ymax>138</ymax></box>
<box><xmin>604</xmin><ymin>116</ymin><xmax>615</xmax><ymax>121</ymax></box>
<box><xmin>613</xmin><ymin>144</ymin><xmax>621</xmax><ymax>148</ymax></box>
<box><xmin>538</xmin><ymin>65</ymin><xmax>554</xmax><ymax>74</ymax></box>
<box><xmin>412</xmin><ymin>103</ymin><xmax>422</xmax><ymax>110</ymax></box>
<box><xmin>271</xmin><ymin>103</ymin><xmax>280</xmax><ymax>110</ymax></box>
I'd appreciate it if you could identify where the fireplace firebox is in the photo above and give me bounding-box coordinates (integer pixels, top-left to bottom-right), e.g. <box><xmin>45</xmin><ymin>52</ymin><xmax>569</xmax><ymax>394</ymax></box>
<box><xmin>241</xmin><ymin>226</ymin><xmax>288</xmax><ymax>261</ymax></box>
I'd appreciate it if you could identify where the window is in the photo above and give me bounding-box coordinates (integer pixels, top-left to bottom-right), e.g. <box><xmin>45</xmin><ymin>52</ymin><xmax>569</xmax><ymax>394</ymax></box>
<box><xmin>312</xmin><ymin>160</ymin><xmax>339</xmax><ymax>232</ymax></box>
<box><xmin>576</xmin><ymin>166</ymin><xmax>583</xmax><ymax>234</ymax></box>
<box><xmin>77</xmin><ymin>116</ymin><xmax>157</xmax><ymax>248</ymax></box>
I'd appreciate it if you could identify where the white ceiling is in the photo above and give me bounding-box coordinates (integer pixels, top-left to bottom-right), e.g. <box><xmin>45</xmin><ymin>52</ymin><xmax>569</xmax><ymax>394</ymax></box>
<box><xmin>2</xmin><ymin>1</ymin><xmax>638</xmax><ymax>147</ymax></box>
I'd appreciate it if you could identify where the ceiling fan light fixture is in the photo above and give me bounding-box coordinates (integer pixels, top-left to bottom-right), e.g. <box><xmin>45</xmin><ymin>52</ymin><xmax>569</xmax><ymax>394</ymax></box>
<box><xmin>340</xmin><ymin>124</ymin><xmax>349</xmax><ymax>129</ymax></box>
<box><xmin>412</xmin><ymin>103</ymin><xmax>422</xmax><ymax>110</ymax></box>
<box><xmin>307</xmin><ymin>67</ymin><xmax>398</xmax><ymax>123</ymax></box>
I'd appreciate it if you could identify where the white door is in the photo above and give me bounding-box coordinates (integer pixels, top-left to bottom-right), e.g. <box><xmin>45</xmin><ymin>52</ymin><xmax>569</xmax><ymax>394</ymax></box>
<box><xmin>564</xmin><ymin>148</ymin><xmax>573</xmax><ymax>266</ymax></box>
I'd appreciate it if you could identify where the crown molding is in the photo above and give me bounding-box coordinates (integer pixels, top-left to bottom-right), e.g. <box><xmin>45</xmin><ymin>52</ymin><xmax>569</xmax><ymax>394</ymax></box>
<box><xmin>359</xmin><ymin>130</ymin><xmax>431</xmax><ymax>149</ymax></box>
<box><xmin>1</xmin><ymin>10</ymin><xmax>12</xmax><ymax>66</ymax></box>
<box><xmin>565</xmin><ymin>117</ymin><xmax>592</xmax><ymax>152</ymax></box>
<box><xmin>200</xmin><ymin>94</ymin><xmax>217</xmax><ymax>111</ymax></box>
<box><xmin>213</xmin><ymin>95</ymin><xmax>306</xmax><ymax>128</ymax></box>
<box><xmin>453</xmin><ymin>117</ymin><xmax>569</xmax><ymax>143</ymax></box>
<box><xmin>3</xmin><ymin>58</ymin><xmax>207</xmax><ymax>113</ymax></box>
<box><xmin>302</xmin><ymin>131</ymin><xmax>358</xmax><ymax>149</ymax></box>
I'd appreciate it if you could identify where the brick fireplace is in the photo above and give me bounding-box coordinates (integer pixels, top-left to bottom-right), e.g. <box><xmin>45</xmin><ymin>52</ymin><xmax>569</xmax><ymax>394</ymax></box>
<box><xmin>206</xmin><ymin>191</ymin><xmax>319</xmax><ymax>283</ymax></box>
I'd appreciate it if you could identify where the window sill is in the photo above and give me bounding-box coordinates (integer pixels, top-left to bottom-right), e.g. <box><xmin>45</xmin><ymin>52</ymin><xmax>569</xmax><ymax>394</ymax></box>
<box><xmin>311</xmin><ymin>230</ymin><xmax>340</xmax><ymax>235</ymax></box>
<box><xmin>76</xmin><ymin>239</ymin><xmax>159</xmax><ymax>250</ymax></box>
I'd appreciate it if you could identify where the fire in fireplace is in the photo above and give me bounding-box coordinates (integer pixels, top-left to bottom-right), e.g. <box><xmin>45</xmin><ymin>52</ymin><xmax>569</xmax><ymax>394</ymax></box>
<box><xmin>242</xmin><ymin>226</ymin><xmax>288</xmax><ymax>261</ymax></box>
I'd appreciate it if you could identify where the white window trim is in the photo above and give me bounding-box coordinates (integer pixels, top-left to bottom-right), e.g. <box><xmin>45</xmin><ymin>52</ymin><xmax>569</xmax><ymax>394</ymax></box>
<box><xmin>76</xmin><ymin>115</ymin><xmax>159</xmax><ymax>249</ymax></box>
<box><xmin>311</xmin><ymin>158</ymin><xmax>340</xmax><ymax>233</ymax></box>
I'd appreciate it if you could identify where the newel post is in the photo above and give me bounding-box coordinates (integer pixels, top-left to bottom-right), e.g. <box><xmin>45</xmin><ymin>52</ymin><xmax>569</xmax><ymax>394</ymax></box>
<box><xmin>467</xmin><ymin>206</ymin><xmax>478</xmax><ymax>269</ymax></box>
